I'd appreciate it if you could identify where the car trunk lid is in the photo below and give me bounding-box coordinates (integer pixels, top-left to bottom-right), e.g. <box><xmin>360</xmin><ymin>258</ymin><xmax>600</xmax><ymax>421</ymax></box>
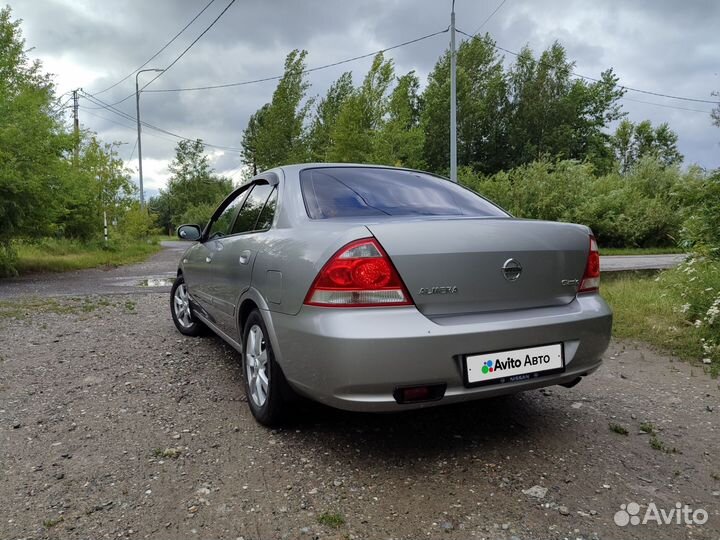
<box><xmin>366</xmin><ymin>218</ymin><xmax>590</xmax><ymax>317</ymax></box>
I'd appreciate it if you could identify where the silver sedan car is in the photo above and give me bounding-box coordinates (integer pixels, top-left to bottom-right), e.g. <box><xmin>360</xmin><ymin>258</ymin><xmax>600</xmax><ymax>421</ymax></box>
<box><xmin>171</xmin><ymin>164</ymin><xmax>612</xmax><ymax>425</ymax></box>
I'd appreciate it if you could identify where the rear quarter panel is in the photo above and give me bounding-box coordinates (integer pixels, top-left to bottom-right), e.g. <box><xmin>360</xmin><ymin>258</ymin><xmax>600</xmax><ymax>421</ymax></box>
<box><xmin>251</xmin><ymin>223</ymin><xmax>376</xmax><ymax>315</ymax></box>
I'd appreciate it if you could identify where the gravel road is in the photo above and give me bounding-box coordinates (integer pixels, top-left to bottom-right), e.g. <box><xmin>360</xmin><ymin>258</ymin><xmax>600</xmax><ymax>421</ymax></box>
<box><xmin>0</xmin><ymin>247</ymin><xmax>718</xmax><ymax>540</ymax></box>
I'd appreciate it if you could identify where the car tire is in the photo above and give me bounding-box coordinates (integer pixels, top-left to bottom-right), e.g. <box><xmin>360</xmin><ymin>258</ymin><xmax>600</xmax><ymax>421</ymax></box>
<box><xmin>242</xmin><ymin>309</ymin><xmax>291</xmax><ymax>426</ymax></box>
<box><xmin>170</xmin><ymin>275</ymin><xmax>206</xmax><ymax>337</ymax></box>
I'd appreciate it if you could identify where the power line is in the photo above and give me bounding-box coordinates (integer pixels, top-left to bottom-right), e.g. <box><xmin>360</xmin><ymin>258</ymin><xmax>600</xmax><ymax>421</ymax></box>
<box><xmin>469</xmin><ymin>0</ymin><xmax>508</xmax><ymax>36</ymax></box>
<box><xmin>109</xmin><ymin>0</ymin><xmax>237</xmax><ymax>106</ymax></box>
<box><xmin>141</xmin><ymin>27</ymin><xmax>450</xmax><ymax>93</ymax></box>
<box><xmin>80</xmin><ymin>106</ymin><xmax>184</xmax><ymax>147</ymax></box>
<box><xmin>619</xmin><ymin>96</ymin><xmax>712</xmax><ymax>115</ymax></box>
<box><xmin>456</xmin><ymin>28</ymin><xmax>718</xmax><ymax>105</ymax></box>
<box><xmin>92</xmin><ymin>0</ymin><xmax>217</xmax><ymax>96</ymax></box>
<box><xmin>129</xmin><ymin>137</ymin><xmax>139</xmax><ymax>160</ymax></box>
<box><xmin>79</xmin><ymin>90</ymin><xmax>244</xmax><ymax>153</ymax></box>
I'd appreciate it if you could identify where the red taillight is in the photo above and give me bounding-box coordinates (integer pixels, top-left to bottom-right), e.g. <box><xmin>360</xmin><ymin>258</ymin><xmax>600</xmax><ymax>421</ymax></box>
<box><xmin>304</xmin><ymin>238</ymin><xmax>413</xmax><ymax>307</ymax></box>
<box><xmin>578</xmin><ymin>235</ymin><xmax>600</xmax><ymax>293</ymax></box>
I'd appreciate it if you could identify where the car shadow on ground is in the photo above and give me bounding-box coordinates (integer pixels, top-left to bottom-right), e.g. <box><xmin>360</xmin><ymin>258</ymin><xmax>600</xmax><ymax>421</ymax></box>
<box><xmin>206</xmin><ymin>331</ymin><xmax>569</xmax><ymax>460</ymax></box>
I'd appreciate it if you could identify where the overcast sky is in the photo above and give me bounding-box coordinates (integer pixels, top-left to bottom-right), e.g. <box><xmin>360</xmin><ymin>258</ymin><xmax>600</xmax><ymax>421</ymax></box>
<box><xmin>11</xmin><ymin>0</ymin><xmax>720</xmax><ymax>197</ymax></box>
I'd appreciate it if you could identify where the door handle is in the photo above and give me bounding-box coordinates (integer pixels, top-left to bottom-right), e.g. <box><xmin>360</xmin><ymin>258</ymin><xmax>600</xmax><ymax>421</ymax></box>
<box><xmin>239</xmin><ymin>250</ymin><xmax>252</xmax><ymax>265</ymax></box>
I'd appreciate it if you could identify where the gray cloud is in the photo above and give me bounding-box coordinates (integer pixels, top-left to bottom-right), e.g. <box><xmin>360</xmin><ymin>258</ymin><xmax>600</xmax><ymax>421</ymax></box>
<box><xmin>11</xmin><ymin>0</ymin><xmax>720</xmax><ymax>194</ymax></box>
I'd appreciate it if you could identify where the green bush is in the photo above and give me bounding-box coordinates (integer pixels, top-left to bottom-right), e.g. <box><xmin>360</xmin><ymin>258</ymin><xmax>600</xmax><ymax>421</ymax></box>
<box><xmin>661</xmin><ymin>258</ymin><xmax>720</xmax><ymax>373</ymax></box>
<box><xmin>118</xmin><ymin>204</ymin><xmax>162</xmax><ymax>240</ymax></box>
<box><xmin>0</xmin><ymin>242</ymin><xmax>18</xmax><ymax>277</ymax></box>
<box><xmin>461</xmin><ymin>157</ymin><xmax>685</xmax><ymax>248</ymax></box>
<box><xmin>675</xmin><ymin>170</ymin><xmax>720</xmax><ymax>255</ymax></box>
<box><xmin>179</xmin><ymin>203</ymin><xmax>216</xmax><ymax>229</ymax></box>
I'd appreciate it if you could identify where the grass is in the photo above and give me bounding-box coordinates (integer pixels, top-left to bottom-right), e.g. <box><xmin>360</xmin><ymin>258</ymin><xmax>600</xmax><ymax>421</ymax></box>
<box><xmin>601</xmin><ymin>246</ymin><xmax>685</xmax><ymax>256</ymax></box>
<box><xmin>609</xmin><ymin>422</ymin><xmax>629</xmax><ymax>435</ymax></box>
<box><xmin>649</xmin><ymin>434</ymin><xmax>678</xmax><ymax>454</ymax></box>
<box><xmin>317</xmin><ymin>512</ymin><xmax>345</xmax><ymax>528</ymax></box>
<box><xmin>43</xmin><ymin>516</ymin><xmax>64</xmax><ymax>528</ymax></box>
<box><xmin>639</xmin><ymin>422</ymin><xmax>656</xmax><ymax>434</ymax></box>
<box><xmin>12</xmin><ymin>237</ymin><xmax>161</xmax><ymax>275</ymax></box>
<box><xmin>151</xmin><ymin>447</ymin><xmax>181</xmax><ymax>459</ymax></box>
<box><xmin>601</xmin><ymin>274</ymin><xmax>706</xmax><ymax>365</ymax></box>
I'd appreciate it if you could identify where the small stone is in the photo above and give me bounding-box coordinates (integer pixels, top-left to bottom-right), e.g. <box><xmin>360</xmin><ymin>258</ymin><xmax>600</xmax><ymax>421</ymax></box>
<box><xmin>308</xmin><ymin>488</ymin><xmax>318</xmax><ymax>495</ymax></box>
<box><xmin>559</xmin><ymin>506</ymin><xmax>570</xmax><ymax>516</ymax></box>
<box><xmin>172</xmin><ymin>434</ymin><xmax>181</xmax><ymax>440</ymax></box>
<box><xmin>707</xmin><ymin>405</ymin><xmax>714</xmax><ymax>412</ymax></box>
<box><xmin>333</xmin><ymin>479</ymin><xmax>342</xmax><ymax>487</ymax></box>
<box><xmin>590</xmin><ymin>510</ymin><xmax>598</xmax><ymax>516</ymax></box>
<box><xmin>522</xmin><ymin>485</ymin><xmax>548</xmax><ymax>499</ymax></box>
<box><xmin>571</xmin><ymin>402</ymin><xmax>582</xmax><ymax>409</ymax></box>
<box><xmin>712</xmin><ymin>491</ymin><xmax>720</xmax><ymax>497</ymax></box>
<box><xmin>145</xmin><ymin>489</ymin><xmax>152</xmax><ymax>495</ymax></box>
<box><xmin>630</xmin><ymin>413</ymin><xmax>637</xmax><ymax>420</ymax></box>
<box><xmin>702</xmin><ymin>358</ymin><xmax>712</xmax><ymax>364</ymax></box>
<box><xmin>439</xmin><ymin>521</ymin><xmax>454</xmax><ymax>530</ymax></box>
<box><xmin>12</xmin><ymin>421</ymin><xmax>21</xmax><ymax>429</ymax></box>
<box><xmin>299</xmin><ymin>527</ymin><xmax>310</xmax><ymax>535</ymax></box>
<box><xmin>501</xmin><ymin>523</ymin><xmax>510</xmax><ymax>530</ymax></box>
<box><xmin>602</xmin><ymin>484</ymin><xmax>611</xmax><ymax>489</ymax></box>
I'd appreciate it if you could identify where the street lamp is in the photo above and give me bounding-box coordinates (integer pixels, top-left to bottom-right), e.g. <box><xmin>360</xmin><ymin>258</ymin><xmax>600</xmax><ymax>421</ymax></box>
<box><xmin>135</xmin><ymin>68</ymin><xmax>164</xmax><ymax>206</ymax></box>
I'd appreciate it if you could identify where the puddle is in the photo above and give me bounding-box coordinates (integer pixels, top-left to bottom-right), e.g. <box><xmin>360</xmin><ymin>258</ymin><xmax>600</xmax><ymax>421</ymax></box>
<box><xmin>139</xmin><ymin>277</ymin><xmax>175</xmax><ymax>287</ymax></box>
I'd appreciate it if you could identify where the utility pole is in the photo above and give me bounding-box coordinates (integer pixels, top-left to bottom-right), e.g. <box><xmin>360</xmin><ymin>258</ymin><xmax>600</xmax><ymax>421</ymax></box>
<box><xmin>449</xmin><ymin>0</ymin><xmax>458</xmax><ymax>182</ymax></box>
<box><xmin>72</xmin><ymin>89</ymin><xmax>79</xmax><ymax>164</ymax></box>
<box><xmin>135</xmin><ymin>69</ymin><xmax>164</xmax><ymax>207</ymax></box>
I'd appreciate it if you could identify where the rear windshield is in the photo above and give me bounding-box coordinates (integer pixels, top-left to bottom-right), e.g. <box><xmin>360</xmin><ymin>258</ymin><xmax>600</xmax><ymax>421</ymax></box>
<box><xmin>300</xmin><ymin>167</ymin><xmax>508</xmax><ymax>219</ymax></box>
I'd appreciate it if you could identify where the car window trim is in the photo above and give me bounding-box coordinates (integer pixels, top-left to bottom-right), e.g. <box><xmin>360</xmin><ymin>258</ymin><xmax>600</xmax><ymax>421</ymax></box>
<box><xmin>202</xmin><ymin>183</ymin><xmax>254</xmax><ymax>242</ymax></box>
<box><xmin>202</xmin><ymin>175</ymin><xmax>279</xmax><ymax>242</ymax></box>
<box><xmin>249</xmin><ymin>186</ymin><xmax>277</xmax><ymax>232</ymax></box>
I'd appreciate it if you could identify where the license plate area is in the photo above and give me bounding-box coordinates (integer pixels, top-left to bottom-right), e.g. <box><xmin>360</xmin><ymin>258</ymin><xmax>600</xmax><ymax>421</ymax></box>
<box><xmin>463</xmin><ymin>343</ymin><xmax>565</xmax><ymax>388</ymax></box>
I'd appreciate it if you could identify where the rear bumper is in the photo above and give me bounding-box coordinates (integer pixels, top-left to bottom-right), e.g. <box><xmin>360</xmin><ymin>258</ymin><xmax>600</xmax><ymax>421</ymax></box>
<box><xmin>269</xmin><ymin>294</ymin><xmax>612</xmax><ymax>412</ymax></box>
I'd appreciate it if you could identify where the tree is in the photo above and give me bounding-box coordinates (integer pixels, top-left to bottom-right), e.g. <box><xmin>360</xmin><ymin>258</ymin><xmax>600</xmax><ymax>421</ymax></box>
<box><xmin>240</xmin><ymin>103</ymin><xmax>269</xmax><ymax>176</ymax></box>
<box><xmin>611</xmin><ymin>119</ymin><xmax>683</xmax><ymax>173</ymax></box>
<box><xmin>327</xmin><ymin>53</ymin><xmax>394</xmax><ymax>163</ymax></box>
<box><xmin>306</xmin><ymin>72</ymin><xmax>354</xmax><ymax>161</ymax></box>
<box><xmin>154</xmin><ymin>139</ymin><xmax>232</xmax><ymax>230</ymax></box>
<box><xmin>0</xmin><ymin>7</ymin><xmax>71</xmax><ymax>272</ymax></box>
<box><xmin>373</xmin><ymin>71</ymin><xmax>425</xmax><ymax>168</ymax></box>
<box><xmin>421</xmin><ymin>35</ymin><xmax>508</xmax><ymax>175</ymax></box>
<box><xmin>240</xmin><ymin>50</ymin><xmax>312</xmax><ymax>172</ymax></box>
<box><xmin>506</xmin><ymin>41</ymin><xmax>625</xmax><ymax>173</ymax></box>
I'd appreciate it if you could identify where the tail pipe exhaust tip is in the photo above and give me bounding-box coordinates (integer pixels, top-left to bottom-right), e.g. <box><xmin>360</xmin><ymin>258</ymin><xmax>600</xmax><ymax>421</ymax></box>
<box><xmin>559</xmin><ymin>376</ymin><xmax>583</xmax><ymax>389</ymax></box>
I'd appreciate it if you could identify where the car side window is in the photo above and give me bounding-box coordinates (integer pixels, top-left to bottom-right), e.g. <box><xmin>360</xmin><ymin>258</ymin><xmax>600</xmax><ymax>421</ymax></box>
<box><xmin>254</xmin><ymin>187</ymin><xmax>277</xmax><ymax>231</ymax></box>
<box><xmin>231</xmin><ymin>183</ymin><xmax>274</xmax><ymax>235</ymax></box>
<box><xmin>207</xmin><ymin>189</ymin><xmax>249</xmax><ymax>239</ymax></box>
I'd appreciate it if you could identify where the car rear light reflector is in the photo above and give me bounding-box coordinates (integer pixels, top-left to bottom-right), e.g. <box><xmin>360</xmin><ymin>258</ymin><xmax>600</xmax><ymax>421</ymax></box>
<box><xmin>578</xmin><ymin>235</ymin><xmax>600</xmax><ymax>293</ymax></box>
<box><xmin>304</xmin><ymin>238</ymin><xmax>413</xmax><ymax>307</ymax></box>
<box><xmin>393</xmin><ymin>384</ymin><xmax>447</xmax><ymax>404</ymax></box>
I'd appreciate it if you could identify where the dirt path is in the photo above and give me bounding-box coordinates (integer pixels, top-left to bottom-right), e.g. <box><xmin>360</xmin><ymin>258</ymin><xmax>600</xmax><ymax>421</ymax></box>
<box><xmin>0</xmin><ymin>241</ymin><xmax>188</xmax><ymax>299</ymax></box>
<box><xmin>1</xmin><ymin>292</ymin><xmax>718</xmax><ymax>540</ymax></box>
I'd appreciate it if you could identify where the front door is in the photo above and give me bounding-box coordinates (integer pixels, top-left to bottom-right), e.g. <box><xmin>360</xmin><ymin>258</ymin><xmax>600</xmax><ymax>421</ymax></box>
<box><xmin>186</xmin><ymin>186</ymin><xmax>250</xmax><ymax>324</ymax></box>
<box><xmin>205</xmin><ymin>182</ymin><xmax>277</xmax><ymax>337</ymax></box>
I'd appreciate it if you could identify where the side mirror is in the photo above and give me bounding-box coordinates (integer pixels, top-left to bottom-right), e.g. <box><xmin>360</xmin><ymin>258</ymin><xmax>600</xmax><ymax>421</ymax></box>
<box><xmin>177</xmin><ymin>224</ymin><xmax>202</xmax><ymax>241</ymax></box>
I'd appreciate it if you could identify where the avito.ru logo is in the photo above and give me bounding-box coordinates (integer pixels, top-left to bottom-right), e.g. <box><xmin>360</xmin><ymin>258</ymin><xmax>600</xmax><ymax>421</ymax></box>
<box><xmin>614</xmin><ymin>501</ymin><xmax>708</xmax><ymax>527</ymax></box>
